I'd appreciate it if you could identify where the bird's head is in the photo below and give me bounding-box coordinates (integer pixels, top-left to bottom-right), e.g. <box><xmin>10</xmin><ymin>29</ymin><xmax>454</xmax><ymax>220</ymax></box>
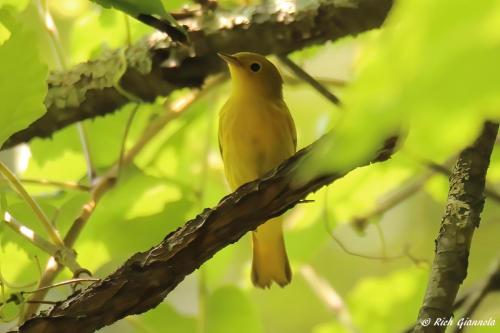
<box><xmin>218</xmin><ymin>52</ymin><xmax>283</xmax><ymax>99</ymax></box>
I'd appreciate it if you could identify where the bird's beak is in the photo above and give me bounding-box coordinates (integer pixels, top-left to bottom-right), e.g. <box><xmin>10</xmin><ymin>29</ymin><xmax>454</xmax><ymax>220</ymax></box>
<box><xmin>218</xmin><ymin>52</ymin><xmax>242</xmax><ymax>67</ymax></box>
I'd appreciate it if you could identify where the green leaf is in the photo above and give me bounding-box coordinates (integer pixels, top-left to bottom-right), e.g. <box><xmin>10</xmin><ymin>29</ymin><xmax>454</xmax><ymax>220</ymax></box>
<box><xmin>90</xmin><ymin>0</ymin><xmax>187</xmax><ymax>41</ymax></box>
<box><xmin>0</xmin><ymin>9</ymin><xmax>48</xmax><ymax>147</ymax></box>
<box><xmin>206</xmin><ymin>286</ymin><xmax>264</xmax><ymax>333</ymax></box>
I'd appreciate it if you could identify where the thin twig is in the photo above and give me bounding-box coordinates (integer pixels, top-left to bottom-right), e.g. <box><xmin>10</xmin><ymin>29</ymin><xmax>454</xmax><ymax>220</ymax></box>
<box><xmin>278</xmin><ymin>55</ymin><xmax>341</xmax><ymax>106</ymax></box>
<box><xmin>36</xmin><ymin>0</ymin><xmax>66</xmax><ymax>70</ymax></box>
<box><xmin>20</xmin><ymin>179</ymin><xmax>90</xmax><ymax>191</ymax></box>
<box><xmin>374</xmin><ymin>222</ymin><xmax>387</xmax><ymax>259</ymax></box>
<box><xmin>328</xmin><ymin>228</ymin><xmax>404</xmax><ymax>260</ymax></box>
<box><xmin>352</xmin><ymin>169</ymin><xmax>435</xmax><ymax>224</ymax></box>
<box><xmin>351</xmin><ymin>157</ymin><xmax>459</xmax><ymax>228</ymax></box>
<box><xmin>21</xmin><ymin>278</ymin><xmax>100</xmax><ymax>295</ymax></box>
<box><xmin>283</xmin><ymin>73</ymin><xmax>347</xmax><ymax>87</ymax></box>
<box><xmin>117</xmin><ymin>104</ymin><xmax>139</xmax><ymax>180</ymax></box>
<box><xmin>323</xmin><ymin>190</ymin><xmax>405</xmax><ymax>261</ymax></box>
<box><xmin>76</xmin><ymin>123</ymin><xmax>96</xmax><ymax>184</ymax></box>
<box><xmin>2</xmin><ymin>212</ymin><xmax>59</xmax><ymax>256</ymax></box>
<box><xmin>0</xmin><ymin>163</ymin><xmax>64</xmax><ymax>248</ymax></box>
<box><xmin>25</xmin><ymin>300</ymin><xmax>58</xmax><ymax>305</ymax></box>
<box><xmin>323</xmin><ymin>189</ymin><xmax>427</xmax><ymax>265</ymax></box>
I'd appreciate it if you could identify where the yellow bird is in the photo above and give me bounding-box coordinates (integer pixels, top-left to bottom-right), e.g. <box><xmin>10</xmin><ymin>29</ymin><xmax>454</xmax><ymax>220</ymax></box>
<box><xmin>218</xmin><ymin>52</ymin><xmax>297</xmax><ymax>288</ymax></box>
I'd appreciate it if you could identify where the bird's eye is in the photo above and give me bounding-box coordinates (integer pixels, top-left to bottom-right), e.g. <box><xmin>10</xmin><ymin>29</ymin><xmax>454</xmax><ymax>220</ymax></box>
<box><xmin>250</xmin><ymin>63</ymin><xmax>261</xmax><ymax>72</ymax></box>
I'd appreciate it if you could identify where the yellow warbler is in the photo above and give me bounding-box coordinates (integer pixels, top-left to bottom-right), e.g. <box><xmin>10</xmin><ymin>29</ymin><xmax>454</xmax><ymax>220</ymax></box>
<box><xmin>218</xmin><ymin>52</ymin><xmax>297</xmax><ymax>288</ymax></box>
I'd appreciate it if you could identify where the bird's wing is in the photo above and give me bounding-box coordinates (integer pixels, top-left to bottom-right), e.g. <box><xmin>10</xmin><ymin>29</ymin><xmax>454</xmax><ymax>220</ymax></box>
<box><xmin>282</xmin><ymin>102</ymin><xmax>297</xmax><ymax>151</ymax></box>
<box><xmin>218</xmin><ymin>101</ymin><xmax>229</xmax><ymax>157</ymax></box>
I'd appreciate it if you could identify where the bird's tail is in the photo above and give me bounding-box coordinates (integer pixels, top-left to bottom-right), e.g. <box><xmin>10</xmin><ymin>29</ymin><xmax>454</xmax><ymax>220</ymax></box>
<box><xmin>251</xmin><ymin>217</ymin><xmax>291</xmax><ymax>288</ymax></box>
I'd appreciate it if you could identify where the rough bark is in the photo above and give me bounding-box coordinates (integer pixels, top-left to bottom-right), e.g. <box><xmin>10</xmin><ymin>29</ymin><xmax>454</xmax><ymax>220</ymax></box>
<box><xmin>2</xmin><ymin>0</ymin><xmax>392</xmax><ymax>149</ymax></box>
<box><xmin>14</xmin><ymin>135</ymin><xmax>397</xmax><ymax>333</ymax></box>
<box><xmin>413</xmin><ymin>122</ymin><xmax>499</xmax><ymax>332</ymax></box>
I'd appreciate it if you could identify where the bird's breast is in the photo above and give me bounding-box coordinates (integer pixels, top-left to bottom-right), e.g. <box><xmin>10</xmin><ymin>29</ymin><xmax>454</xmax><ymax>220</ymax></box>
<box><xmin>219</xmin><ymin>96</ymin><xmax>296</xmax><ymax>189</ymax></box>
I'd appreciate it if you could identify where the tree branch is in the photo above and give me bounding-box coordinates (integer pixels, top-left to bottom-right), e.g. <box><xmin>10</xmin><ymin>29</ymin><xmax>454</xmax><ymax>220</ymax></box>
<box><xmin>1</xmin><ymin>0</ymin><xmax>392</xmax><ymax>149</ymax></box>
<box><xmin>452</xmin><ymin>259</ymin><xmax>500</xmax><ymax>333</ymax></box>
<box><xmin>14</xmin><ymin>134</ymin><xmax>397</xmax><ymax>333</ymax></box>
<box><xmin>412</xmin><ymin>121</ymin><xmax>499</xmax><ymax>332</ymax></box>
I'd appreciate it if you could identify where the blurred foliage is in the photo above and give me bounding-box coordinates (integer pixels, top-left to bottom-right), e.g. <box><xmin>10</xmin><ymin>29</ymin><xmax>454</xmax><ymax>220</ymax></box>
<box><xmin>1</xmin><ymin>0</ymin><xmax>500</xmax><ymax>332</ymax></box>
<box><xmin>304</xmin><ymin>0</ymin><xmax>500</xmax><ymax>176</ymax></box>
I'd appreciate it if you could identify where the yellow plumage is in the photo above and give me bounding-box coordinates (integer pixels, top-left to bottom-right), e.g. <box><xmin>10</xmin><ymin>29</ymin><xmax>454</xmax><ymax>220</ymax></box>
<box><xmin>218</xmin><ymin>52</ymin><xmax>297</xmax><ymax>288</ymax></box>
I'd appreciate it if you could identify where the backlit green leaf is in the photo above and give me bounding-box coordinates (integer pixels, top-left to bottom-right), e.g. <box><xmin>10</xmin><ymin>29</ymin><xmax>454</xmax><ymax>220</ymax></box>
<box><xmin>0</xmin><ymin>10</ymin><xmax>47</xmax><ymax>147</ymax></box>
